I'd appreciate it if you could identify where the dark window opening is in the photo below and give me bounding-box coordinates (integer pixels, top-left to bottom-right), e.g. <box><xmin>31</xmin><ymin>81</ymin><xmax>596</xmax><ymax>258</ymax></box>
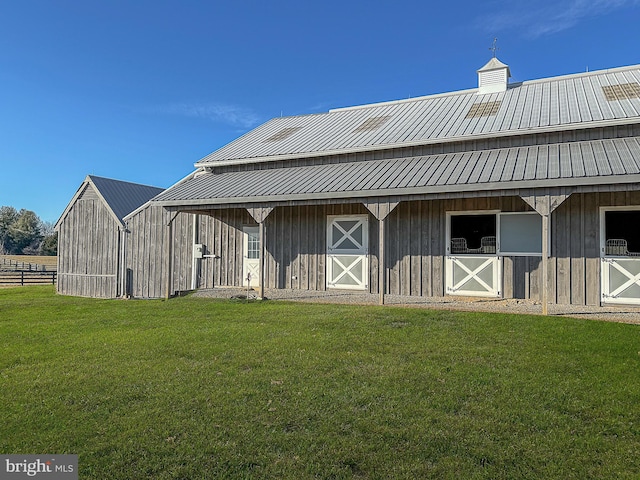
<box><xmin>605</xmin><ymin>210</ymin><xmax>640</xmax><ymax>255</ymax></box>
<box><xmin>450</xmin><ymin>214</ymin><xmax>496</xmax><ymax>254</ymax></box>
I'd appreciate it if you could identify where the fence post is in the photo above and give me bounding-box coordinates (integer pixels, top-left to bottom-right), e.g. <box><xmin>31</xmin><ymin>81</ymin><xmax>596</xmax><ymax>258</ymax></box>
<box><xmin>52</xmin><ymin>272</ymin><xmax>56</xmax><ymax>285</ymax></box>
<box><xmin>21</xmin><ymin>271</ymin><xmax>24</xmax><ymax>286</ymax></box>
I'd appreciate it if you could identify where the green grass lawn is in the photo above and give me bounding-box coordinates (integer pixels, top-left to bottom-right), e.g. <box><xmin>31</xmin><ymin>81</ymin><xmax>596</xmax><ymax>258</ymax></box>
<box><xmin>1</xmin><ymin>286</ymin><xmax>639</xmax><ymax>479</ymax></box>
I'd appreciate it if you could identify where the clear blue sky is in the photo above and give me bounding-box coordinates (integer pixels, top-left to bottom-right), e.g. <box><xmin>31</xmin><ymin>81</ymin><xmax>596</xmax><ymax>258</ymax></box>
<box><xmin>1</xmin><ymin>0</ymin><xmax>639</xmax><ymax>223</ymax></box>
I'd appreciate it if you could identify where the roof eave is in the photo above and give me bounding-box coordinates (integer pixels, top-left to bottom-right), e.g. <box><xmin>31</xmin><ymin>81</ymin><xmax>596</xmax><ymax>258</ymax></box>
<box><xmin>153</xmin><ymin>173</ymin><xmax>640</xmax><ymax>208</ymax></box>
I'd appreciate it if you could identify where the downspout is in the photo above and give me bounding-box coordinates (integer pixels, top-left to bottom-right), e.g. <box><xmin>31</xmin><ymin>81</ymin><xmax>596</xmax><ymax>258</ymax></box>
<box><xmin>165</xmin><ymin>212</ymin><xmax>178</xmax><ymax>299</ymax></box>
<box><xmin>119</xmin><ymin>223</ymin><xmax>127</xmax><ymax>298</ymax></box>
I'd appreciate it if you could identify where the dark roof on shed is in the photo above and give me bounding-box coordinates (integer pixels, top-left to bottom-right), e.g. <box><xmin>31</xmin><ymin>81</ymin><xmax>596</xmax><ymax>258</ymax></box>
<box><xmin>56</xmin><ymin>175</ymin><xmax>164</xmax><ymax>229</ymax></box>
<box><xmin>89</xmin><ymin>176</ymin><xmax>164</xmax><ymax>221</ymax></box>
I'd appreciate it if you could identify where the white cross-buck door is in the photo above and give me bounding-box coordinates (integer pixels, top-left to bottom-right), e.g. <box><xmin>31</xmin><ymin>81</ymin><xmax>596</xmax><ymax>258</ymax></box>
<box><xmin>243</xmin><ymin>226</ymin><xmax>260</xmax><ymax>288</ymax></box>
<box><xmin>601</xmin><ymin>257</ymin><xmax>640</xmax><ymax>305</ymax></box>
<box><xmin>327</xmin><ymin>215</ymin><xmax>369</xmax><ymax>290</ymax></box>
<box><xmin>446</xmin><ymin>256</ymin><xmax>502</xmax><ymax>297</ymax></box>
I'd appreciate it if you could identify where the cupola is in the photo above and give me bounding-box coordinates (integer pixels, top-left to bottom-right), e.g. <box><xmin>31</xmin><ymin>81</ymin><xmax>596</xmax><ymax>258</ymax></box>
<box><xmin>477</xmin><ymin>57</ymin><xmax>511</xmax><ymax>95</ymax></box>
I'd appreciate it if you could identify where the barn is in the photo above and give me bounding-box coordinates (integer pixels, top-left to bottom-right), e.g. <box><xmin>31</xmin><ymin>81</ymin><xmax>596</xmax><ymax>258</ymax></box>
<box><xmin>147</xmin><ymin>57</ymin><xmax>640</xmax><ymax>311</ymax></box>
<box><xmin>56</xmin><ymin>175</ymin><xmax>163</xmax><ymax>298</ymax></box>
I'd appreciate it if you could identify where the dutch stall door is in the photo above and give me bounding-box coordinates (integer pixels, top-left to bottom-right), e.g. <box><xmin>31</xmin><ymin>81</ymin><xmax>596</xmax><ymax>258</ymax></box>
<box><xmin>327</xmin><ymin>215</ymin><xmax>369</xmax><ymax>290</ymax></box>
<box><xmin>600</xmin><ymin>209</ymin><xmax>640</xmax><ymax>305</ymax></box>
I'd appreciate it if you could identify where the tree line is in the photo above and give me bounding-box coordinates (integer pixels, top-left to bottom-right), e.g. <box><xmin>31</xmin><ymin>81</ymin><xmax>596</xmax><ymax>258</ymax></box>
<box><xmin>0</xmin><ymin>206</ymin><xmax>57</xmax><ymax>256</ymax></box>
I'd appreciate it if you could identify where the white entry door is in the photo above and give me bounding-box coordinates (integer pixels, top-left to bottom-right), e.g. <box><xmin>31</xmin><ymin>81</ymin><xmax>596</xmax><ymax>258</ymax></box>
<box><xmin>445</xmin><ymin>256</ymin><xmax>502</xmax><ymax>297</ymax></box>
<box><xmin>243</xmin><ymin>226</ymin><xmax>260</xmax><ymax>287</ymax></box>
<box><xmin>327</xmin><ymin>215</ymin><xmax>369</xmax><ymax>290</ymax></box>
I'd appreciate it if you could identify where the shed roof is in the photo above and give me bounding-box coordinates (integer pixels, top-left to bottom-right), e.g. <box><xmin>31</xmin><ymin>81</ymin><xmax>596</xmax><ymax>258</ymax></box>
<box><xmin>56</xmin><ymin>175</ymin><xmax>164</xmax><ymax>229</ymax></box>
<box><xmin>196</xmin><ymin>64</ymin><xmax>640</xmax><ymax>167</ymax></box>
<box><xmin>154</xmin><ymin>136</ymin><xmax>640</xmax><ymax>207</ymax></box>
<box><xmin>89</xmin><ymin>176</ymin><xmax>164</xmax><ymax>222</ymax></box>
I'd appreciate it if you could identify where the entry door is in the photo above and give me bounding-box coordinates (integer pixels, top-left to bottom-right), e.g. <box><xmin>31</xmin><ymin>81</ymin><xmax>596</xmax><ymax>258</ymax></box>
<box><xmin>327</xmin><ymin>215</ymin><xmax>369</xmax><ymax>290</ymax></box>
<box><xmin>243</xmin><ymin>226</ymin><xmax>260</xmax><ymax>287</ymax></box>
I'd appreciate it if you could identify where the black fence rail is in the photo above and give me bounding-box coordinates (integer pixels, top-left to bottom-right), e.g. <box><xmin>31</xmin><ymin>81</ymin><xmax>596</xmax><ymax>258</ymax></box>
<box><xmin>0</xmin><ymin>271</ymin><xmax>57</xmax><ymax>286</ymax></box>
<box><xmin>0</xmin><ymin>258</ymin><xmax>56</xmax><ymax>272</ymax></box>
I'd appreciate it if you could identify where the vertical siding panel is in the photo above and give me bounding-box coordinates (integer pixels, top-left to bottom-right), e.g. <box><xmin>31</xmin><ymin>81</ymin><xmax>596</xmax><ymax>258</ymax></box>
<box><xmin>276</xmin><ymin>208</ymin><xmax>284</xmax><ymax>288</ymax></box>
<box><xmin>529</xmin><ymin>256</ymin><xmax>541</xmax><ymax>301</ymax></box>
<box><xmin>410</xmin><ymin>201</ymin><xmax>422</xmax><ymax>296</ymax></box>
<box><xmin>388</xmin><ymin>207</ymin><xmax>399</xmax><ymax>295</ymax></box>
<box><xmin>221</xmin><ymin>210</ymin><xmax>230</xmax><ymax>286</ymax></box>
<box><xmin>318</xmin><ymin>207</ymin><xmax>326</xmax><ymax>291</ymax></box>
<box><xmin>400</xmin><ymin>202</ymin><xmax>411</xmax><ymax>296</ymax></box>
<box><xmin>265</xmin><ymin>211</ymin><xmax>274</xmax><ymax>289</ymax></box>
<box><xmin>570</xmin><ymin>194</ymin><xmax>586</xmax><ymax>305</ymax></box>
<box><xmin>503</xmin><ymin>256</ymin><xmax>514</xmax><ymax>298</ymax></box>
<box><xmin>299</xmin><ymin>206</ymin><xmax>308</xmax><ymax>290</ymax></box>
<box><xmin>421</xmin><ymin>201</ymin><xmax>432</xmax><ymax>296</ymax></box>
<box><xmin>370</xmin><ymin>214</ymin><xmax>379</xmax><ymax>294</ymax></box>
<box><xmin>584</xmin><ymin>193</ymin><xmax>600</xmax><ymax>305</ymax></box>
<box><xmin>432</xmin><ymin>199</ymin><xmax>444</xmax><ymax>296</ymax></box>
<box><xmin>555</xmin><ymin>200</ymin><xmax>571</xmax><ymax>305</ymax></box>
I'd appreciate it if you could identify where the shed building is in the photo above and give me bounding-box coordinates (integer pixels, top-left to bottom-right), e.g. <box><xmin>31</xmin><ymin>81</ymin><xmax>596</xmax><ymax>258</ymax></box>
<box><xmin>56</xmin><ymin>175</ymin><xmax>164</xmax><ymax>298</ymax></box>
<box><xmin>150</xmin><ymin>58</ymin><xmax>640</xmax><ymax>311</ymax></box>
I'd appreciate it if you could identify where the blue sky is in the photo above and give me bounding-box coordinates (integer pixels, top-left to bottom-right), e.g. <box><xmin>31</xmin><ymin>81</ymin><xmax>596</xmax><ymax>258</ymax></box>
<box><xmin>1</xmin><ymin>0</ymin><xmax>639</xmax><ymax>223</ymax></box>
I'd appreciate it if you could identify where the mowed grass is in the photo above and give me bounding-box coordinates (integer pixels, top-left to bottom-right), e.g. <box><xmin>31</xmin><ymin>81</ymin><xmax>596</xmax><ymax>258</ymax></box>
<box><xmin>1</xmin><ymin>287</ymin><xmax>638</xmax><ymax>479</ymax></box>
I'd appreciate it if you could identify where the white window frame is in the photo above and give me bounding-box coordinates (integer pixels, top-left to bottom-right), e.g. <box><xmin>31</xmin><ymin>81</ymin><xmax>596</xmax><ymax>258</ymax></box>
<box><xmin>446</xmin><ymin>210</ymin><xmax>500</xmax><ymax>256</ymax></box>
<box><xmin>599</xmin><ymin>205</ymin><xmax>640</xmax><ymax>257</ymax></box>
<box><xmin>447</xmin><ymin>210</ymin><xmax>548</xmax><ymax>257</ymax></box>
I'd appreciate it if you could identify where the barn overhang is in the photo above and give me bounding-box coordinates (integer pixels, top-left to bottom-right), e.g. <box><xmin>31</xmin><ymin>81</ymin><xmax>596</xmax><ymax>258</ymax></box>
<box><xmin>153</xmin><ymin>136</ymin><xmax>640</xmax><ymax>212</ymax></box>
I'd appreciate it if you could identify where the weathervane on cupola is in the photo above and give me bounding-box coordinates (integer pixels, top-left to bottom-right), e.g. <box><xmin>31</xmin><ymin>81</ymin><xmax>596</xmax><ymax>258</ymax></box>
<box><xmin>490</xmin><ymin>37</ymin><xmax>499</xmax><ymax>58</ymax></box>
<box><xmin>477</xmin><ymin>38</ymin><xmax>511</xmax><ymax>95</ymax></box>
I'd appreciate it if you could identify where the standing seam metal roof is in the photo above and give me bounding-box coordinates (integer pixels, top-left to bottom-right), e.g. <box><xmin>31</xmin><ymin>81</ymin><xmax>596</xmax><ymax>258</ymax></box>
<box><xmin>88</xmin><ymin>176</ymin><xmax>164</xmax><ymax>221</ymax></box>
<box><xmin>154</xmin><ymin>137</ymin><xmax>640</xmax><ymax>205</ymax></box>
<box><xmin>196</xmin><ymin>64</ymin><xmax>640</xmax><ymax>166</ymax></box>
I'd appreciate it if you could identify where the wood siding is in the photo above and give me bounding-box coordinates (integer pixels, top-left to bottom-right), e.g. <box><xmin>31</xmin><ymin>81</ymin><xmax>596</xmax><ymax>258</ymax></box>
<box><xmin>118</xmin><ymin>191</ymin><xmax>640</xmax><ymax>305</ymax></box>
<box><xmin>57</xmin><ymin>185</ymin><xmax>121</xmax><ymax>298</ymax></box>
<box><xmin>184</xmin><ymin>192</ymin><xmax>640</xmax><ymax>306</ymax></box>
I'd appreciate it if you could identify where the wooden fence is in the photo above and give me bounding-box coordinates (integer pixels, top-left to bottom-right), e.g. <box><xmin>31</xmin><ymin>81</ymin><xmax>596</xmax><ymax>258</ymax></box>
<box><xmin>0</xmin><ymin>271</ymin><xmax>57</xmax><ymax>286</ymax></box>
<box><xmin>1</xmin><ymin>258</ymin><xmax>55</xmax><ymax>272</ymax></box>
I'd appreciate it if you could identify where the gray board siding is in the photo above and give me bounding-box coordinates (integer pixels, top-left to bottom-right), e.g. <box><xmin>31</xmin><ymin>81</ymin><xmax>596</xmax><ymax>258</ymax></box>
<box><xmin>172</xmin><ymin>191</ymin><xmax>639</xmax><ymax>305</ymax></box>
<box><xmin>197</xmin><ymin>65</ymin><xmax>640</xmax><ymax>165</ymax></box>
<box><xmin>155</xmin><ymin>137</ymin><xmax>640</xmax><ymax>206</ymax></box>
<box><xmin>124</xmin><ymin>205</ymin><xmax>254</xmax><ymax>298</ymax></box>
<box><xmin>57</xmin><ymin>184</ymin><xmax>121</xmax><ymax>298</ymax></box>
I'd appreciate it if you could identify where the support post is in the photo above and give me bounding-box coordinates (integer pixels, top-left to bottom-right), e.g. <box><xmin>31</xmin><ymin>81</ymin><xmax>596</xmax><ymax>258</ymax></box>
<box><xmin>541</xmin><ymin>213</ymin><xmax>549</xmax><ymax>315</ymax></box>
<box><xmin>379</xmin><ymin>216</ymin><xmax>386</xmax><ymax>305</ymax></box>
<box><xmin>259</xmin><ymin>221</ymin><xmax>266</xmax><ymax>299</ymax></box>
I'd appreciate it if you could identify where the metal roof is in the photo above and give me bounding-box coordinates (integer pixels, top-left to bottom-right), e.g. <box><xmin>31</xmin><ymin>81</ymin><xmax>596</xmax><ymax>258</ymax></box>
<box><xmin>154</xmin><ymin>137</ymin><xmax>640</xmax><ymax>206</ymax></box>
<box><xmin>89</xmin><ymin>176</ymin><xmax>164</xmax><ymax>221</ymax></box>
<box><xmin>196</xmin><ymin>64</ymin><xmax>640</xmax><ymax>167</ymax></box>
